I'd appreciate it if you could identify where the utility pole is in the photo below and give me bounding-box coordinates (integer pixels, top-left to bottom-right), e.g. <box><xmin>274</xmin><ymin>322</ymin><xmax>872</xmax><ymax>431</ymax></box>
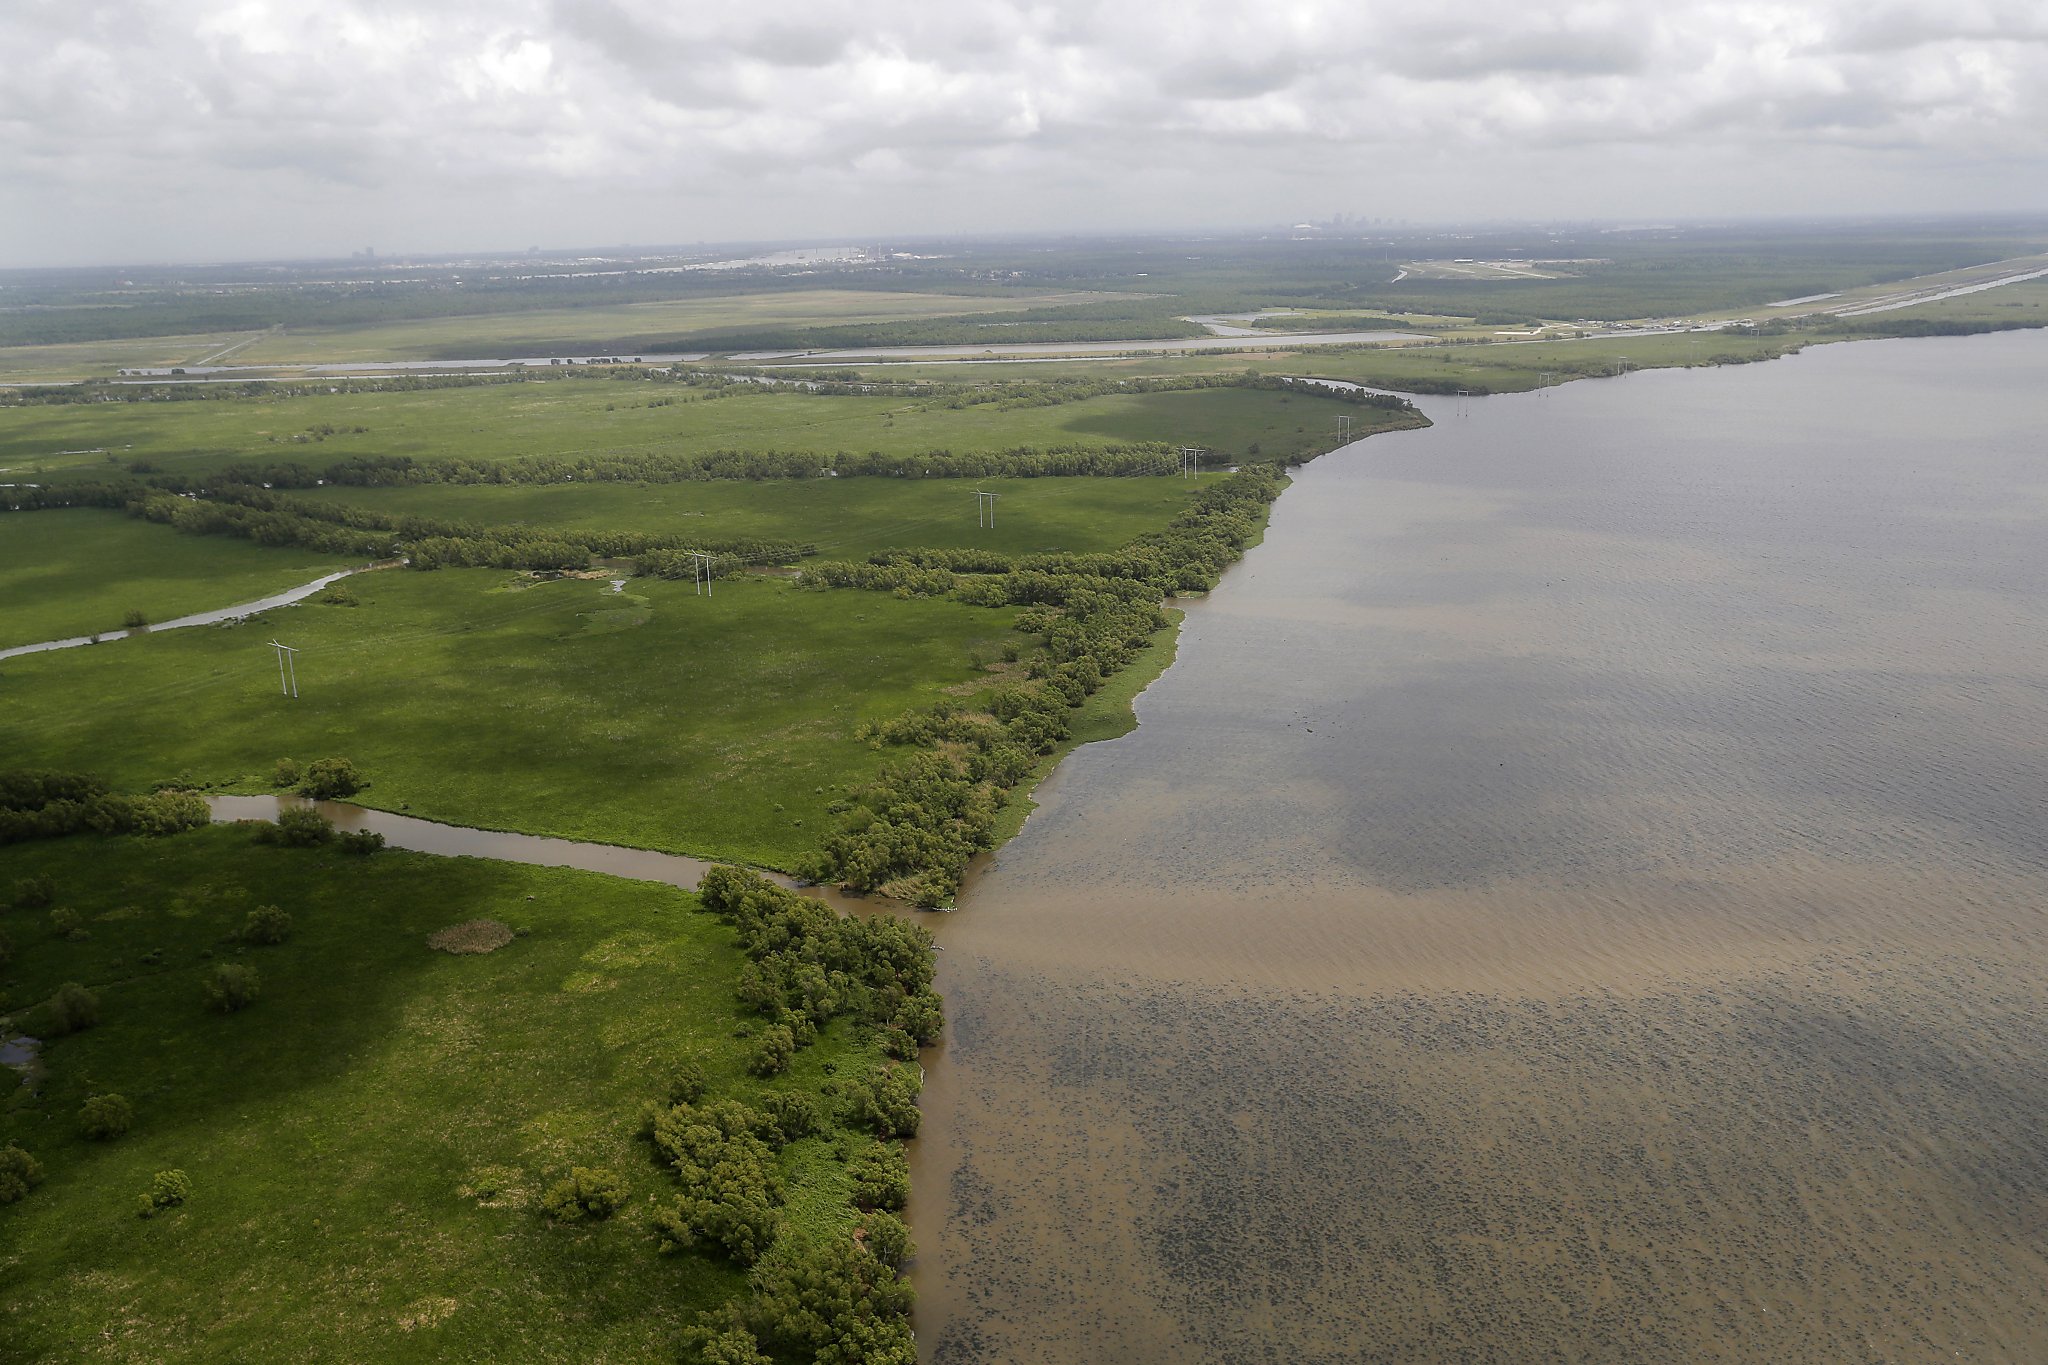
<box><xmin>268</xmin><ymin>640</ymin><xmax>299</xmax><ymax>698</ymax></box>
<box><xmin>1179</xmin><ymin>445</ymin><xmax>1206</xmax><ymax>479</ymax></box>
<box><xmin>974</xmin><ymin>490</ymin><xmax>1001</xmax><ymax>528</ymax></box>
<box><xmin>687</xmin><ymin>551</ymin><xmax>715</xmax><ymax>596</ymax></box>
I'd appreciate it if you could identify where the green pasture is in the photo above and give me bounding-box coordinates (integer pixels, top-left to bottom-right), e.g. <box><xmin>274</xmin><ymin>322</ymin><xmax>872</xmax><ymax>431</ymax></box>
<box><xmin>0</xmin><ymin>569</ymin><xmax>1020</xmax><ymax>870</ymax></box>
<box><xmin>1</xmin><ymin>381</ymin><xmax>1369</xmax><ymax>485</ymax></box>
<box><xmin>299</xmin><ymin>473</ymin><xmax>1199</xmax><ymax>560</ymax></box>
<box><xmin>0</xmin><ymin>827</ymin><xmax>876</xmax><ymax>1362</ymax></box>
<box><xmin>0</xmin><ymin>509</ymin><xmax>349</xmax><ymax>650</ymax></box>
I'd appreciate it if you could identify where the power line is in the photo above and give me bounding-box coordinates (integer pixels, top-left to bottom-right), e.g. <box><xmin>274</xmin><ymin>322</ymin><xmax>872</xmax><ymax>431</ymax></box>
<box><xmin>268</xmin><ymin>639</ymin><xmax>299</xmax><ymax>698</ymax></box>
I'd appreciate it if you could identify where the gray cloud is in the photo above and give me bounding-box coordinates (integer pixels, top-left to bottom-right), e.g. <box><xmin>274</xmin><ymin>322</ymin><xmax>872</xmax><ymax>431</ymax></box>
<box><xmin>0</xmin><ymin>0</ymin><xmax>2044</xmax><ymax>264</ymax></box>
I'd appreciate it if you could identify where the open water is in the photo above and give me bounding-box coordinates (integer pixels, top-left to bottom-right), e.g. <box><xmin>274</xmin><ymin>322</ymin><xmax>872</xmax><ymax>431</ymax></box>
<box><xmin>911</xmin><ymin>332</ymin><xmax>2048</xmax><ymax>1362</ymax></box>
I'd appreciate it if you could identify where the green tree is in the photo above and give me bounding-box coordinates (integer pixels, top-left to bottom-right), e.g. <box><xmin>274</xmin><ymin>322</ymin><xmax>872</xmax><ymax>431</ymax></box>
<box><xmin>79</xmin><ymin>1093</ymin><xmax>135</xmax><ymax>1141</ymax></box>
<box><xmin>679</xmin><ymin>1323</ymin><xmax>772</xmax><ymax>1365</ymax></box>
<box><xmin>238</xmin><ymin>904</ymin><xmax>292</xmax><ymax>945</ymax></box>
<box><xmin>749</xmin><ymin>1023</ymin><xmax>796</xmax><ymax>1077</ymax></box>
<box><xmin>137</xmin><ymin>1169</ymin><xmax>190</xmax><ymax>1217</ymax></box>
<box><xmin>44</xmin><ymin>982</ymin><xmax>100</xmax><ymax>1035</ymax></box>
<box><xmin>860</xmin><ymin>1211</ymin><xmax>914</xmax><ymax>1272</ymax></box>
<box><xmin>0</xmin><ymin>1144</ymin><xmax>43</xmax><ymax>1203</ymax></box>
<box><xmin>666</xmin><ymin>1059</ymin><xmax>709</xmax><ymax>1106</ymax></box>
<box><xmin>203</xmin><ymin>963</ymin><xmax>261</xmax><ymax>1014</ymax></box>
<box><xmin>540</xmin><ymin>1166</ymin><xmax>626</xmax><ymax>1221</ymax></box>
<box><xmin>298</xmin><ymin>757</ymin><xmax>363</xmax><ymax>800</ymax></box>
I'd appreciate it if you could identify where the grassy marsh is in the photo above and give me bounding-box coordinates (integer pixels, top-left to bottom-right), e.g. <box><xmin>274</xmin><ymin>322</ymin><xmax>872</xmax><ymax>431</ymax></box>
<box><xmin>0</xmin><ymin>569</ymin><xmax>1021</xmax><ymax>871</ymax></box>
<box><xmin>0</xmin><ymin>509</ymin><xmax>348</xmax><ymax>651</ymax></box>
<box><xmin>0</xmin><ymin>827</ymin><xmax>883</xmax><ymax>1362</ymax></box>
<box><xmin>2</xmin><ymin>381</ymin><xmax>1371</xmax><ymax>486</ymax></box>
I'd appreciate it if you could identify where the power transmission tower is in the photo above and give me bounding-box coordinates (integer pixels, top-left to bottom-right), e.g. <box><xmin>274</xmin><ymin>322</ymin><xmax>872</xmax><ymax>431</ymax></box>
<box><xmin>974</xmin><ymin>490</ymin><xmax>1001</xmax><ymax>527</ymax></box>
<box><xmin>1334</xmin><ymin>414</ymin><xmax>1353</xmax><ymax>445</ymax></box>
<box><xmin>687</xmin><ymin>551</ymin><xmax>716</xmax><ymax>596</ymax></box>
<box><xmin>1179</xmin><ymin>445</ymin><xmax>1206</xmax><ymax>479</ymax></box>
<box><xmin>268</xmin><ymin>640</ymin><xmax>299</xmax><ymax>698</ymax></box>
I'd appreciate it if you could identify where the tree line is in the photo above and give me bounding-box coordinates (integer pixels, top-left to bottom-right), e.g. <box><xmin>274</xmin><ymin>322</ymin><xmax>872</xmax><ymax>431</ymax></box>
<box><xmin>796</xmin><ymin>466</ymin><xmax>1286</xmax><ymax>903</ymax></box>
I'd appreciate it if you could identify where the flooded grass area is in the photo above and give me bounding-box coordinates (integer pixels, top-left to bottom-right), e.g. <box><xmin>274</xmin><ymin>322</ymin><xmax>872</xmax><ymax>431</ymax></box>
<box><xmin>912</xmin><ymin>331</ymin><xmax>2048</xmax><ymax>1362</ymax></box>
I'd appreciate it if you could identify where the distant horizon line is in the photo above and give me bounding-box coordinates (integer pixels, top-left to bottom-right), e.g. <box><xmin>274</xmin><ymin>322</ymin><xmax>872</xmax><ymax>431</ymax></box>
<box><xmin>8</xmin><ymin>209</ymin><xmax>2048</xmax><ymax>276</ymax></box>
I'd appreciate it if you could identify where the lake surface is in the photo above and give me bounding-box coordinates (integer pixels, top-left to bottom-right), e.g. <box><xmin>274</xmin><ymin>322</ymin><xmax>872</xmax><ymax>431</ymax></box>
<box><xmin>913</xmin><ymin>332</ymin><xmax>2048</xmax><ymax>1362</ymax></box>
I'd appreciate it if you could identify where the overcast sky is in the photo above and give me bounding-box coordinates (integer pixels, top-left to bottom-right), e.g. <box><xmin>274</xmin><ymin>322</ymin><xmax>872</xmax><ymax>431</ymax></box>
<box><xmin>5</xmin><ymin>0</ymin><xmax>2047</xmax><ymax>266</ymax></box>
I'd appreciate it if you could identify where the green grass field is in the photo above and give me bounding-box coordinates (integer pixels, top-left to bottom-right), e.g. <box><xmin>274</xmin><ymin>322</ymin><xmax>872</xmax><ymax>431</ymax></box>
<box><xmin>823</xmin><ymin>329</ymin><xmax>1811</xmax><ymax>393</ymax></box>
<box><xmin>298</xmin><ymin>474</ymin><xmax>1200</xmax><ymax>561</ymax></box>
<box><xmin>0</xmin><ymin>569</ymin><xmax>1019</xmax><ymax>870</ymax></box>
<box><xmin>2</xmin><ymin>382</ymin><xmax>1368</xmax><ymax>486</ymax></box>
<box><xmin>226</xmin><ymin>290</ymin><xmax>1129</xmax><ymax>365</ymax></box>
<box><xmin>0</xmin><ymin>510</ymin><xmax>351</xmax><ymax>650</ymax></box>
<box><xmin>0</xmin><ymin>331</ymin><xmax>275</xmax><ymax>383</ymax></box>
<box><xmin>0</xmin><ymin>827</ymin><xmax>882</xmax><ymax>1362</ymax></box>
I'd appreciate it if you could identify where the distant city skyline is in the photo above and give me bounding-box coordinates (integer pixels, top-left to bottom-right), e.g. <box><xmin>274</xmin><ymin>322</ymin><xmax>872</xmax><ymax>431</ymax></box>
<box><xmin>6</xmin><ymin>0</ymin><xmax>2047</xmax><ymax>268</ymax></box>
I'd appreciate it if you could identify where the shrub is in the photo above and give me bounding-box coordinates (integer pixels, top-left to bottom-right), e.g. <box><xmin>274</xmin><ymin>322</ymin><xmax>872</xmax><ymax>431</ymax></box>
<box><xmin>667</xmin><ymin>1060</ymin><xmax>709</xmax><ymax>1107</ymax></box>
<box><xmin>860</xmin><ymin>1210</ymin><xmax>914</xmax><ymax>1271</ymax></box>
<box><xmin>270</xmin><ymin>757</ymin><xmax>302</xmax><ymax>787</ymax></box>
<box><xmin>122</xmin><ymin>609</ymin><xmax>149</xmax><ymax>631</ymax></box>
<box><xmin>749</xmin><ymin>1024</ymin><xmax>796</xmax><ymax>1077</ymax></box>
<box><xmin>0</xmin><ymin>1145</ymin><xmax>44</xmax><ymax>1203</ymax></box>
<box><xmin>79</xmin><ymin>1093</ymin><xmax>134</xmax><ymax>1141</ymax></box>
<box><xmin>49</xmin><ymin>906</ymin><xmax>85</xmax><ymax>940</ymax></box>
<box><xmin>137</xmin><ymin>1169</ymin><xmax>190</xmax><ymax>1217</ymax></box>
<box><xmin>238</xmin><ymin>904</ymin><xmax>292</xmax><ymax>945</ymax></box>
<box><xmin>848</xmin><ymin>1142</ymin><xmax>909</xmax><ymax>1212</ymax></box>
<box><xmin>203</xmin><ymin>963</ymin><xmax>261</xmax><ymax>1013</ymax></box>
<box><xmin>11</xmin><ymin>874</ymin><xmax>56</xmax><ymax>908</ymax></box>
<box><xmin>843</xmin><ymin>1065</ymin><xmax>923</xmax><ymax>1139</ymax></box>
<box><xmin>257</xmin><ymin>805</ymin><xmax>334</xmax><ymax>847</ymax></box>
<box><xmin>44</xmin><ymin>982</ymin><xmax>100</xmax><ymax>1035</ymax></box>
<box><xmin>540</xmin><ymin>1166</ymin><xmax>626</xmax><ymax>1221</ymax></box>
<box><xmin>678</xmin><ymin>1324</ymin><xmax>773</xmax><ymax>1365</ymax></box>
<box><xmin>650</xmin><ymin>1100</ymin><xmax>786</xmax><ymax>1264</ymax></box>
<box><xmin>337</xmin><ymin>829</ymin><xmax>384</xmax><ymax>855</ymax></box>
<box><xmin>738</xmin><ymin>1235</ymin><xmax>917</xmax><ymax>1364</ymax></box>
<box><xmin>128</xmin><ymin>790</ymin><xmax>210</xmax><ymax>836</ymax></box>
<box><xmin>758</xmin><ymin>1090</ymin><xmax>821</xmax><ymax>1143</ymax></box>
<box><xmin>0</xmin><ymin>926</ymin><xmax>10</xmax><ymax>970</ymax></box>
<box><xmin>298</xmin><ymin>757</ymin><xmax>363</xmax><ymax>800</ymax></box>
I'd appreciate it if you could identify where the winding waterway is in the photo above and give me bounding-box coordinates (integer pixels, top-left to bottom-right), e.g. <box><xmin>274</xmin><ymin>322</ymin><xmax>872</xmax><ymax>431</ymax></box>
<box><xmin>912</xmin><ymin>332</ymin><xmax>2048</xmax><ymax>1362</ymax></box>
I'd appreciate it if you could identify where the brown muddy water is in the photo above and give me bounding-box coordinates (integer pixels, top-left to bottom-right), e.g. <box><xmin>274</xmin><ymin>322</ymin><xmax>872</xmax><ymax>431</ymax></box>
<box><xmin>912</xmin><ymin>332</ymin><xmax>2048</xmax><ymax>1363</ymax></box>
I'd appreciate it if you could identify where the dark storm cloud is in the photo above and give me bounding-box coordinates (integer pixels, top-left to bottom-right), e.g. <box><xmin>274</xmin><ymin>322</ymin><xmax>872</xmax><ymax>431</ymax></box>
<box><xmin>1</xmin><ymin>0</ymin><xmax>2044</xmax><ymax>263</ymax></box>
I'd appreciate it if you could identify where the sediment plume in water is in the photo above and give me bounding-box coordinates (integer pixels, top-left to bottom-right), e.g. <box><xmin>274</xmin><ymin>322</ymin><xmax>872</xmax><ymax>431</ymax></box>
<box><xmin>910</xmin><ymin>333</ymin><xmax>2048</xmax><ymax>1363</ymax></box>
